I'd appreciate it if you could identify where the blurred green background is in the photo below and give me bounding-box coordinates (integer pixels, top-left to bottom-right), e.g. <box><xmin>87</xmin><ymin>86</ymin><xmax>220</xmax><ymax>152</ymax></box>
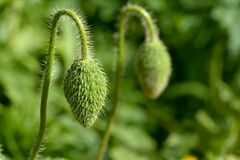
<box><xmin>1</xmin><ymin>0</ymin><xmax>240</xmax><ymax>159</ymax></box>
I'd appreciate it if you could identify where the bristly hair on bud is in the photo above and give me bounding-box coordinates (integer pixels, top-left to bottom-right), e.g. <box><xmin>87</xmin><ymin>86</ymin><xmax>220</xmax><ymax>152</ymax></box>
<box><xmin>135</xmin><ymin>37</ymin><xmax>171</xmax><ymax>99</ymax></box>
<box><xmin>64</xmin><ymin>58</ymin><xmax>108</xmax><ymax>128</ymax></box>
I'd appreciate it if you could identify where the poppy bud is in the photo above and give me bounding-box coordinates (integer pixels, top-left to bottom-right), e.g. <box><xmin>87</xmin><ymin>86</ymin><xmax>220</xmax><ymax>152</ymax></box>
<box><xmin>64</xmin><ymin>58</ymin><xmax>108</xmax><ymax>127</ymax></box>
<box><xmin>135</xmin><ymin>37</ymin><xmax>171</xmax><ymax>99</ymax></box>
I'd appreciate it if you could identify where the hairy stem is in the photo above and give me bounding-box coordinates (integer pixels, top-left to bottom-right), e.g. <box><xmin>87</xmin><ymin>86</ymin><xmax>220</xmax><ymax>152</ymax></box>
<box><xmin>96</xmin><ymin>4</ymin><xmax>157</xmax><ymax>160</ymax></box>
<box><xmin>29</xmin><ymin>9</ymin><xmax>89</xmax><ymax>160</ymax></box>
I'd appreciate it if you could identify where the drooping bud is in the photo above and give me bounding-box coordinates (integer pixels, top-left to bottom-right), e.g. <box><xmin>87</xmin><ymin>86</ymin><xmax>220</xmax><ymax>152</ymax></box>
<box><xmin>135</xmin><ymin>37</ymin><xmax>171</xmax><ymax>99</ymax></box>
<box><xmin>64</xmin><ymin>58</ymin><xmax>108</xmax><ymax>128</ymax></box>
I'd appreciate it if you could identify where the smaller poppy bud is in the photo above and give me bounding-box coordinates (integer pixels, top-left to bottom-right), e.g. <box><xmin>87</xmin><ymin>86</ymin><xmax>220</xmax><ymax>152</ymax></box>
<box><xmin>135</xmin><ymin>37</ymin><xmax>171</xmax><ymax>99</ymax></box>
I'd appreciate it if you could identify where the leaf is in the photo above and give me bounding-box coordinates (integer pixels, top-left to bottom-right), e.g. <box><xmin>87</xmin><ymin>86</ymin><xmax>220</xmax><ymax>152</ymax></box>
<box><xmin>112</xmin><ymin>124</ymin><xmax>156</xmax><ymax>153</ymax></box>
<box><xmin>42</xmin><ymin>157</ymin><xmax>69</xmax><ymax>160</ymax></box>
<box><xmin>165</xmin><ymin>81</ymin><xmax>209</xmax><ymax>100</ymax></box>
<box><xmin>212</xmin><ymin>1</ymin><xmax>240</xmax><ymax>55</ymax></box>
<box><xmin>116</xmin><ymin>102</ymin><xmax>147</xmax><ymax>125</ymax></box>
<box><xmin>110</xmin><ymin>146</ymin><xmax>149</xmax><ymax>160</ymax></box>
<box><xmin>0</xmin><ymin>145</ymin><xmax>9</xmax><ymax>160</ymax></box>
<box><xmin>195</xmin><ymin>110</ymin><xmax>220</xmax><ymax>134</ymax></box>
<box><xmin>160</xmin><ymin>132</ymin><xmax>199</xmax><ymax>159</ymax></box>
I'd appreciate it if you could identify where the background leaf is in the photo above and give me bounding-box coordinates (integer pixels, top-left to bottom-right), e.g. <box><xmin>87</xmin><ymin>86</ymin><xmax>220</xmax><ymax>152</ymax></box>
<box><xmin>0</xmin><ymin>0</ymin><xmax>240</xmax><ymax>159</ymax></box>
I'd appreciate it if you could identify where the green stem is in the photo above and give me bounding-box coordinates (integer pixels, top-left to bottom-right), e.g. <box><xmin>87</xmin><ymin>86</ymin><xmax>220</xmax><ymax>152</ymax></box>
<box><xmin>29</xmin><ymin>9</ymin><xmax>89</xmax><ymax>160</ymax></box>
<box><xmin>123</xmin><ymin>4</ymin><xmax>157</xmax><ymax>40</ymax></box>
<box><xmin>96</xmin><ymin>4</ymin><xmax>157</xmax><ymax>160</ymax></box>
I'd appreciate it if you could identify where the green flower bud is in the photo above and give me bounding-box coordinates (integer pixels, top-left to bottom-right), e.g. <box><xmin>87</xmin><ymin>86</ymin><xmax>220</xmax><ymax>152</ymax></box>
<box><xmin>64</xmin><ymin>58</ymin><xmax>108</xmax><ymax>128</ymax></box>
<box><xmin>135</xmin><ymin>37</ymin><xmax>171</xmax><ymax>99</ymax></box>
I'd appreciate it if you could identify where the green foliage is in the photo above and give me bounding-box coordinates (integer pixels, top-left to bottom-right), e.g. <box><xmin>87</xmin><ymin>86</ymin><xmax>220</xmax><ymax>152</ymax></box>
<box><xmin>0</xmin><ymin>0</ymin><xmax>240</xmax><ymax>160</ymax></box>
<box><xmin>0</xmin><ymin>145</ymin><xmax>8</xmax><ymax>160</ymax></box>
<box><xmin>212</xmin><ymin>0</ymin><xmax>240</xmax><ymax>55</ymax></box>
<box><xmin>42</xmin><ymin>157</ymin><xmax>68</xmax><ymax>160</ymax></box>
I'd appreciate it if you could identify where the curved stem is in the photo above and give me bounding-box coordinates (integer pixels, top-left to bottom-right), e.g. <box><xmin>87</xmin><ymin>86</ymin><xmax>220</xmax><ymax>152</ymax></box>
<box><xmin>96</xmin><ymin>4</ymin><xmax>157</xmax><ymax>160</ymax></box>
<box><xmin>29</xmin><ymin>9</ymin><xmax>89</xmax><ymax>160</ymax></box>
<box><xmin>122</xmin><ymin>4</ymin><xmax>157</xmax><ymax>40</ymax></box>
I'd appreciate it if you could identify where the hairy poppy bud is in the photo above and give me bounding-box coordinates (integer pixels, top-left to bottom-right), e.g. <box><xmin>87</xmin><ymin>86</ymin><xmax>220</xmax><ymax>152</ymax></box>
<box><xmin>135</xmin><ymin>37</ymin><xmax>171</xmax><ymax>99</ymax></box>
<box><xmin>64</xmin><ymin>58</ymin><xmax>108</xmax><ymax>128</ymax></box>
